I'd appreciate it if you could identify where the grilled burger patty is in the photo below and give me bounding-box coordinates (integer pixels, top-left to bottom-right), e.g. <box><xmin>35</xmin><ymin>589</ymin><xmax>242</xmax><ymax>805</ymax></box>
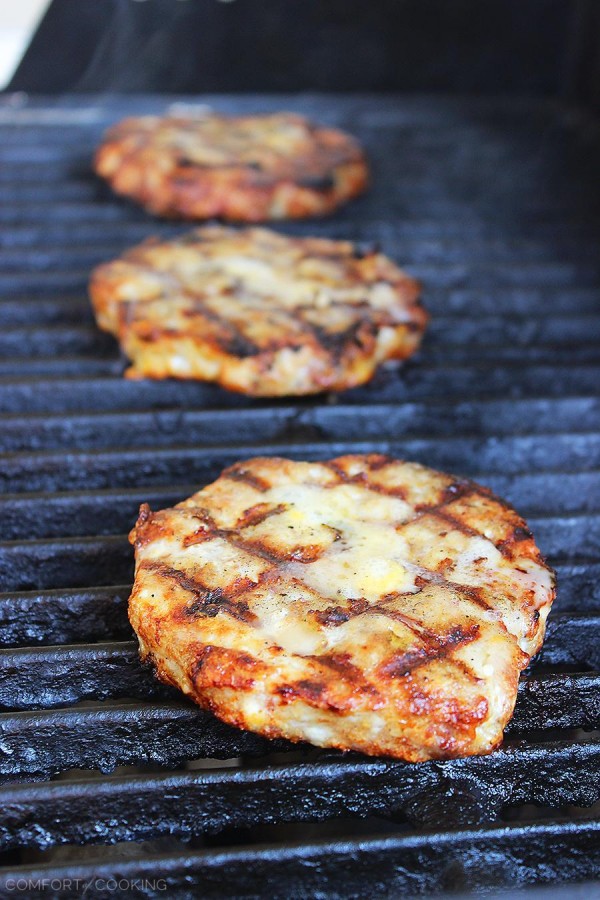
<box><xmin>128</xmin><ymin>454</ymin><xmax>555</xmax><ymax>761</ymax></box>
<box><xmin>94</xmin><ymin>112</ymin><xmax>368</xmax><ymax>220</ymax></box>
<box><xmin>89</xmin><ymin>226</ymin><xmax>426</xmax><ymax>396</ymax></box>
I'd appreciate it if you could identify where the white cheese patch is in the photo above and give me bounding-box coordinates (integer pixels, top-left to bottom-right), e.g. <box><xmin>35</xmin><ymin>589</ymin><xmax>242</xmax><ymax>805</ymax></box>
<box><xmin>295</xmin><ymin>536</ymin><xmax>415</xmax><ymax>604</ymax></box>
<box><xmin>162</xmin><ymin>536</ymin><xmax>268</xmax><ymax>588</ymax></box>
<box><xmin>260</xmin><ymin>482</ymin><xmax>419</xmax><ymax>603</ymax></box>
<box><xmin>511</xmin><ymin>557</ymin><xmax>555</xmax><ymax>609</ymax></box>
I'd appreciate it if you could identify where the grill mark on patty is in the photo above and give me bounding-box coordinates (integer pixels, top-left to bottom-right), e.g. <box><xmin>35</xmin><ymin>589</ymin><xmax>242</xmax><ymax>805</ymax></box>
<box><xmin>219</xmin><ymin>332</ymin><xmax>264</xmax><ymax>358</ymax></box>
<box><xmin>303</xmin><ymin>317</ymin><xmax>378</xmax><ymax>361</ymax></box>
<box><xmin>324</xmin><ymin>454</ymin><xmax>389</xmax><ymax>482</ymax></box>
<box><xmin>276</xmin><ymin>679</ymin><xmax>329</xmax><ymax>707</ymax></box>
<box><xmin>176</xmin><ymin>158</ymin><xmax>267</xmax><ymax>173</ymax></box>
<box><xmin>311</xmin><ymin>594</ymin><xmax>441</xmax><ymax>645</ymax></box>
<box><xmin>179</xmin><ymin>287</ymin><xmax>263</xmax><ymax>358</ymax></box>
<box><xmin>191</xmin><ymin>644</ymin><xmax>266</xmax><ymax>691</ymax></box>
<box><xmin>412</xmin><ymin>570</ymin><xmax>493</xmax><ymax>612</ymax></box>
<box><xmin>276</xmin><ymin>675</ymin><xmax>376</xmax><ymax>713</ymax></box>
<box><xmin>223</xmin><ymin>465</ymin><xmax>271</xmax><ymax>492</ymax></box>
<box><xmin>185</xmin><ymin>589</ymin><xmax>256</xmax><ymax>623</ymax></box>
<box><xmin>368</xmin><ymin>605</ymin><xmax>439</xmax><ymax>642</ymax></box>
<box><xmin>232</xmin><ymin>534</ymin><xmax>330</xmax><ymax>564</ymax></box>
<box><xmin>378</xmin><ymin>622</ymin><xmax>481</xmax><ymax>680</ymax></box>
<box><xmin>310</xmin><ymin>651</ymin><xmax>367</xmax><ymax>677</ymax></box>
<box><xmin>141</xmin><ymin>562</ymin><xmax>258</xmax><ymax>624</ymax></box>
<box><xmin>321</xmin><ymin>455</ymin><xmax>409</xmax><ymax>499</ymax></box>
<box><xmin>296</xmin><ymin>173</ymin><xmax>336</xmax><ymax>191</ymax></box>
<box><xmin>135</xmin><ymin>326</ymin><xmax>189</xmax><ymax>344</ymax></box>
<box><xmin>187</xmin><ymin>507</ymin><xmax>218</xmax><ymax>528</ymax></box>
<box><xmin>497</xmin><ymin>524</ymin><xmax>537</xmax><ymax>559</ymax></box>
<box><xmin>305</xmin><ymin>652</ymin><xmax>382</xmax><ymax>701</ymax></box>
<box><xmin>451</xmin><ymin>658</ymin><xmax>482</xmax><ymax>682</ymax></box>
<box><xmin>431</xmin><ymin>507</ymin><xmax>495</xmax><ymax>540</ymax></box>
<box><xmin>235</xmin><ymin>502</ymin><xmax>288</xmax><ymax>529</ymax></box>
<box><xmin>178</xmin><ymin>515</ymin><xmax>330</xmax><ymax>567</ymax></box>
<box><xmin>414</xmin><ymin>481</ymin><xmax>474</xmax><ymax>514</ymax></box>
<box><xmin>311</xmin><ymin>597</ymin><xmax>370</xmax><ymax>626</ymax></box>
<box><xmin>428</xmin><ymin>506</ymin><xmax>533</xmax><ymax>562</ymax></box>
<box><xmin>242</xmin><ymin>302</ymin><xmax>341</xmax><ymax>358</ymax></box>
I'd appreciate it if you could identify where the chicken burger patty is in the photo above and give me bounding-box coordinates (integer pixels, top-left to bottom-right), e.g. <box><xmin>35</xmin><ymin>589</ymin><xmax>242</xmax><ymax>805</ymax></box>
<box><xmin>90</xmin><ymin>226</ymin><xmax>426</xmax><ymax>396</ymax></box>
<box><xmin>128</xmin><ymin>454</ymin><xmax>555</xmax><ymax>761</ymax></box>
<box><xmin>94</xmin><ymin>111</ymin><xmax>368</xmax><ymax>220</ymax></box>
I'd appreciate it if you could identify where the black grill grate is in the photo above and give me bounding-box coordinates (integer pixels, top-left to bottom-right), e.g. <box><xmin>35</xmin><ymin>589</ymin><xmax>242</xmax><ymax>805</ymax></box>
<box><xmin>0</xmin><ymin>94</ymin><xmax>599</xmax><ymax>899</ymax></box>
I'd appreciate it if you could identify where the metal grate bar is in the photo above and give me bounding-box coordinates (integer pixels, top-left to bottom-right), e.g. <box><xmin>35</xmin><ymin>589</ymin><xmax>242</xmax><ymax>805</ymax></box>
<box><xmin>8</xmin><ymin>346</ymin><xmax>600</xmax><ymax>377</ymax></box>
<box><xmin>3</xmin><ymin>433</ymin><xmax>600</xmax><ymax>495</ymax></box>
<box><xmin>0</xmin><ymin>702</ymin><xmax>284</xmax><ymax>778</ymax></box>
<box><xmin>5</xmin><ymin>348</ymin><xmax>599</xmax><ymax>380</ymax></box>
<box><xmin>0</xmin><ymin>357</ymin><xmax>122</xmax><ymax>378</ymax></box>
<box><xmin>2</xmin><ymin>364</ymin><xmax>600</xmax><ymax>415</ymax></box>
<box><xmin>3</xmin><ymin>346</ymin><xmax>600</xmax><ymax>374</ymax></box>
<box><xmin>0</xmin><ymin>535</ymin><xmax>133</xmax><ymax>592</ymax></box>
<box><xmin>0</xmin><ymin>585</ymin><xmax>132</xmax><ymax>647</ymax></box>
<box><xmin>1</xmin><ymin>739</ymin><xmax>599</xmax><ymax>851</ymax></box>
<box><xmin>1</xmin><ymin>232</ymin><xmax>599</xmax><ymax>270</ymax></box>
<box><xmin>0</xmin><ymin>326</ymin><xmax>114</xmax><ymax>358</ymax></box>
<box><xmin>2</xmin><ymin>397</ymin><xmax>599</xmax><ymax>454</ymax></box>
<box><xmin>1</xmin><ymin>816</ymin><xmax>598</xmax><ymax>899</ymax></box>
<box><xmin>0</xmin><ymin>675</ymin><xmax>598</xmax><ymax>779</ymax></box>
<box><xmin>0</xmin><ymin>233</ymin><xmax>598</xmax><ymax>265</ymax></box>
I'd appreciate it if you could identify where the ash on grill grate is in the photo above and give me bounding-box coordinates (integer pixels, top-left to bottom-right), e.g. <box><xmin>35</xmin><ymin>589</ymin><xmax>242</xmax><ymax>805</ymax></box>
<box><xmin>0</xmin><ymin>95</ymin><xmax>599</xmax><ymax>899</ymax></box>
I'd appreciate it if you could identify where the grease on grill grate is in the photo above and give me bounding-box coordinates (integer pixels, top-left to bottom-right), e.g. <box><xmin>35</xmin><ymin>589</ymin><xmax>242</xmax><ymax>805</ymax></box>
<box><xmin>0</xmin><ymin>96</ymin><xmax>599</xmax><ymax>898</ymax></box>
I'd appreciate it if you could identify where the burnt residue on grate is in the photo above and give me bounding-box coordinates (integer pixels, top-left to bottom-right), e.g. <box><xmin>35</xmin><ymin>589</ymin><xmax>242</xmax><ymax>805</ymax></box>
<box><xmin>0</xmin><ymin>95</ymin><xmax>599</xmax><ymax>898</ymax></box>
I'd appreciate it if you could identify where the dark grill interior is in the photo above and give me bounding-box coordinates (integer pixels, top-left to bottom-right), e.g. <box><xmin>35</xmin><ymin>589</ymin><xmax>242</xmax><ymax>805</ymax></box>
<box><xmin>0</xmin><ymin>94</ymin><xmax>599</xmax><ymax>898</ymax></box>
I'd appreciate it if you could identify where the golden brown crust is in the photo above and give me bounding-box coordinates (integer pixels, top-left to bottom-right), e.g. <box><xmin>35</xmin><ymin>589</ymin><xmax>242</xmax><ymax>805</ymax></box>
<box><xmin>94</xmin><ymin>112</ymin><xmax>369</xmax><ymax>221</ymax></box>
<box><xmin>89</xmin><ymin>226</ymin><xmax>427</xmax><ymax>396</ymax></box>
<box><xmin>128</xmin><ymin>454</ymin><xmax>555</xmax><ymax>761</ymax></box>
